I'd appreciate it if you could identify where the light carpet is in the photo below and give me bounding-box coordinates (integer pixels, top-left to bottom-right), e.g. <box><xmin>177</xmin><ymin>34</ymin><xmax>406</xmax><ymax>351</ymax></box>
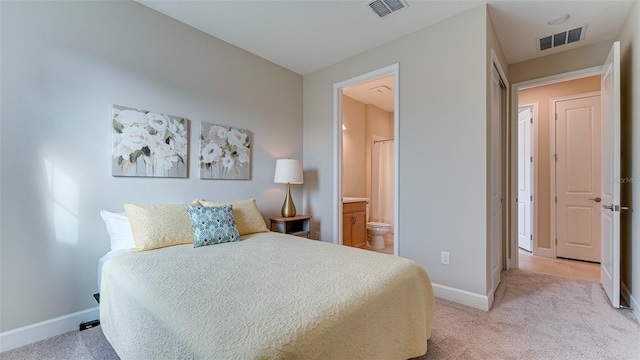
<box><xmin>2</xmin><ymin>269</ymin><xmax>639</xmax><ymax>360</ymax></box>
<box><xmin>416</xmin><ymin>269</ymin><xmax>640</xmax><ymax>360</ymax></box>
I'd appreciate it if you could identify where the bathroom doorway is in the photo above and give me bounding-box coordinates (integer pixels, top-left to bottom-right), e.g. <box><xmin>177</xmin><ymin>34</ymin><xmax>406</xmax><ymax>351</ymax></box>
<box><xmin>332</xmin><ymin>64</ymin><xmax>399</xmax><ymax>256</ymax></box>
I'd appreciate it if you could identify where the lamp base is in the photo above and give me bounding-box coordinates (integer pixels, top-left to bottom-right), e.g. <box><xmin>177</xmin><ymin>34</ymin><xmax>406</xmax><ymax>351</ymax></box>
<box><xmin>281</xmin><ymin>183</ymin><xmax>297</xmax><ymax>217</ymax></box>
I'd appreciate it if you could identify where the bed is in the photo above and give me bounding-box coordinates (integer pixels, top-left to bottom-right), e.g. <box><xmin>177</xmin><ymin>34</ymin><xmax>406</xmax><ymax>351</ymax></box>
<box><xmin>99</xmin><ymin>231</ymin><xmax>434</xmax><ymax>359</ymax></box>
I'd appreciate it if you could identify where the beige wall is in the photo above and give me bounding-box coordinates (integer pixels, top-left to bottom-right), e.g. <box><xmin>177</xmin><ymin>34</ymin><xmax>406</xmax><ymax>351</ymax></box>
<box><xmin>518</xmin><ymin>76</ymin><xmax>601</xmax><ymax>250</ymax></box>
<box><xmin>304</xmin><ymin>5</ymin><xmax>493</xmax><ymax>307</ymax></box>
<box><xmin>509</xmin><ymin>40</ymin><xmax>615</xmax><ymax>84</ymax></box>
<box><xmin>342</xmin><ymin>96</ymin><xmax>367</xmax><ymax>197</ymax></box>
<box><xmin>618</xmin><ymin>0</ymin><xmax>640</xmax><ymax>312</ymax></box>
<box><xmin>1</xmin><ymin>1</ymin><xmax>302</xmax><ymax>333</ymax></box>
<box><xmin>342</xmin><ymin>96</ymin><xmax>394</xmax><ymax>200</ymax></box>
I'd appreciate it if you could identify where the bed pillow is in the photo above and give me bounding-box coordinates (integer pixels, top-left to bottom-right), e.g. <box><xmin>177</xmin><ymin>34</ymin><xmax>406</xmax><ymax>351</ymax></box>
<box><xmin>99</xmin><ymin>210</ymin><xmax>136</xmax><ymax>251</ymax></box>
<box><xmin>198</xmin><ymin>198</ymin><xmax>269</xmax><ymax>236</ymax></box>
<box><xmin>185</xmin><ymin>205</ymin><xmax>241</xmax><ymax>247</ymax></box>
<box><xmin>123</xmin><ymin>203</ymin><xmax>194</xmax><ymax>251</ymax></box>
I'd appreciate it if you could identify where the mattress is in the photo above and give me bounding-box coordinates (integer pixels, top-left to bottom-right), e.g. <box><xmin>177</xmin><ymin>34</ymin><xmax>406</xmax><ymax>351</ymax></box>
<box><xmin>100</xmin><ymin>232</ymin><xmax>434</xmax><ymax>359</ymax></box>
<box><xmin>96</xmin><ymin>249</ymin><xmax>129</xmax><ymax>293</ymax></box>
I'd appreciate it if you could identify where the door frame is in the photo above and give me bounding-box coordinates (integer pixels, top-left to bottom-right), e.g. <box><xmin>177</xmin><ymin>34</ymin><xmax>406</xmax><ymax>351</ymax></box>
<box><xmin>550</xmin><ymin>91</ymin><xmax>602</xmax><ymax>261</ymax></box>
<box><xmin>509</xmin><ymin>66</ymin><xmax>602</xmax><ymax>269</ymax></box>
<box><xmin>518</xmin><ymin>103</ymin><xmax>537</xmax><ymax>253</ymax></box>
<box><xmin>490</xmin><ymin>63</ymin><xmax>505</xmax><ymax>276</ymax></box>
<box><xmin>489</xmin><ymin>49</ymin><xmax>509</xmax><ymax>305</ymax></box>
<box><xmin>600</xmin><ymin>41</ymin><xmax>621</xmax><ymax>308</ymax></box>
<box><xmin>332</xmin><ymin>64</ymin><xmax>400</xmax><ymax>255</ymax></box>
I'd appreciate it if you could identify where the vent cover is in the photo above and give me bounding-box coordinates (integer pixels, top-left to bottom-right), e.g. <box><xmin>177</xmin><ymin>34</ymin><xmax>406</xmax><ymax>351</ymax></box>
<box><xmin>370</xmin><ymin>85</ymin><xmax>392</xmax><ymax>93</ymax></box>
<box><xmin>368</xmin><ymin>0</ymin><xmax>408</xmax><ymax>18</ymax></box>
<box><xmin>537</xmin><ymin>24</ymin><xmax>587</xmax><ymax>52</ymax></box>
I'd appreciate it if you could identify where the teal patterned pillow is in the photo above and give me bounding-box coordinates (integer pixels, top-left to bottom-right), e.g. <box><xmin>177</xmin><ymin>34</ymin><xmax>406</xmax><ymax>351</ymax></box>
<box><xmin>185</xmin><ymin>205</ymin><xmax>241</xmax><ymax>248</ymax></box>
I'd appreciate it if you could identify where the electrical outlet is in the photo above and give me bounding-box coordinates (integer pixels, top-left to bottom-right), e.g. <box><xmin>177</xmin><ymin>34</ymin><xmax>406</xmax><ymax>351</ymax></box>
<box><xmin>316</xmin><ymin>231</ymin><xmax>321</xmax><ymax>240</ymax></box>
<box><xmin>441</xmin><ymin>251</ymin><xmax>451</xmax><ymax>266</ymax></box>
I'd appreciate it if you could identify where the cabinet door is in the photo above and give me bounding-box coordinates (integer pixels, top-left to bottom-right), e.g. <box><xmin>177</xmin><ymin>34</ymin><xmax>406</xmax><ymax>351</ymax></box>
<box><xmin>343</xmin><ymin>214</ymin><xmax>353</xmax><ymax>247</ymax></box>
<box><xmin>352</xmin><ymin>211</ymin><xmax>366</xmax><ymax>248</ymax></box>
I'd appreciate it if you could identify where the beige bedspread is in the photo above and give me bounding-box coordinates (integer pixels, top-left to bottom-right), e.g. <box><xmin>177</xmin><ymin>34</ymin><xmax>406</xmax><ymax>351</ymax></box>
<box><xmin>100</xmin><ymin>232</ymin><xmax>434</xmax><ymax>359</ymax></box>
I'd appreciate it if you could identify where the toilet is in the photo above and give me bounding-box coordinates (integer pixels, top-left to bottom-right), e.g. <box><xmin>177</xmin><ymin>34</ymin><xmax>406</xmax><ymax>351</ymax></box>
<box><xmin>366</xmin><ymin>203</ymin><xmax>391</xmax><ymax>250</ymax></box>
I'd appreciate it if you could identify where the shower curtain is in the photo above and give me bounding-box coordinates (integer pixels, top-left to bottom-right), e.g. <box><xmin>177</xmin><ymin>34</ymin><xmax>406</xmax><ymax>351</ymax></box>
<box><xmin>371</xmin><ymin>140</ymin><xmax>394</xmax><ymax>231</ymax></box>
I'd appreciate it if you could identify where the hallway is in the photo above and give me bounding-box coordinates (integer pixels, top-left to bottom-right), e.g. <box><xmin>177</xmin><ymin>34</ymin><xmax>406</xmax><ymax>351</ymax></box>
<box><xmin>519</xmin><ymin>248</ymin><xmax>600</xmax><ymax>282</ymax></box>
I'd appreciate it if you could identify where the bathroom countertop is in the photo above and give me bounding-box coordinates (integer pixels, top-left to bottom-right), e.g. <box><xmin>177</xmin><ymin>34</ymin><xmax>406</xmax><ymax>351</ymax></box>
<box><xmin>342</xmin><ymin>197</ymin><xmax>369</xmax><ymax>204</ymax></box>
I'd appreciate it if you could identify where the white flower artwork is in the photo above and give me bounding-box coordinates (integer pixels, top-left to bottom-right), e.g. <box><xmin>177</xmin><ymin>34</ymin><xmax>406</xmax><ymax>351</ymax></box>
<box><xmin>112</xmin><ymin>105</ymin><xmax>189</xmax><ymax>178</ymax></box>
<box><xmin>199</xmin><ymin>122</ymin><xmax>251</xmax><ymax>180</ymax></box>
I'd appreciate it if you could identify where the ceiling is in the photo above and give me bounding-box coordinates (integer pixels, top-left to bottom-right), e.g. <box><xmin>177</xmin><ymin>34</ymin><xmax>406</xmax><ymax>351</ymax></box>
<box><xmin>136</xmin><ymin>0</ymin><xmax>635</xmax><ymax>109</ymax></box>
<box><xmin>343</xmin><ymin>75</ymin><xmax>395</xmax><ymax>112</ymax></box>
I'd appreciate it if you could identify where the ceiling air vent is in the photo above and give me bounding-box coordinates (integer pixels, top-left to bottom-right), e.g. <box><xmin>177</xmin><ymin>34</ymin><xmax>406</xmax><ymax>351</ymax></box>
<box><xmin>368</xmin><ymin>0</ymin><xmax>408</xmax><ymax>18</ymax></box>
<box><xmin>537</xmin><ymin>24</ymin><xmax>587</xmax><ymax>52</ymax></box>
<box><xmin>370</xmin><ymin>85</ymin><xmax>392</xmax><ymax>93</ymax></box>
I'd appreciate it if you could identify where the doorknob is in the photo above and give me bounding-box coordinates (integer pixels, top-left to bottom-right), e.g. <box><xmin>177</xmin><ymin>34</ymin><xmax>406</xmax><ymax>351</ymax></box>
<box><xmin>602</xmin><ymin>204</ymin><xmax>614</xmax><ymax>211</ymax></box>
<box><xmin>588</xmin><ymin>197</ymin><xmax>601</xmax><ymax>202</ymax></box>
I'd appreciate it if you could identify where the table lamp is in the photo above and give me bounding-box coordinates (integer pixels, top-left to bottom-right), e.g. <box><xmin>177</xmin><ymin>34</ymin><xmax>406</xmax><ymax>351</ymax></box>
<box><xmin>274</xmin><ymin>159</ymin><xmax>303</xmax><ymax>217</ymax></box>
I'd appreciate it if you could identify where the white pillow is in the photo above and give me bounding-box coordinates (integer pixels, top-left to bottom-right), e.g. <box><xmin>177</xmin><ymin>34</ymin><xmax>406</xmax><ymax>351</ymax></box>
<box><xmin>100</xmin><ymin>210</ymin><xmax>136</xmax><ymax>251</ymax></box>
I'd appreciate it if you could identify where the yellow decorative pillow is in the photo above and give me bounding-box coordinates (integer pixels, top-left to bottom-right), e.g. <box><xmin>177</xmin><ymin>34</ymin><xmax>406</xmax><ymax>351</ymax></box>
<box><xmin>198</xmin><ymin>198</ymin><xmax>269</xmax><ymax>236</ymax></box>
<box><xmin>123</xmin><ymin>203</ymin><xmax>194</xmax><ymax>251</ymax></box>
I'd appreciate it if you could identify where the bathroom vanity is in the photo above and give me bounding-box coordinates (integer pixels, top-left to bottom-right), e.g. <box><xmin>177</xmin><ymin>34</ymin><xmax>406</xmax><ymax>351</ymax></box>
<box><xmin>342</xmin><ymin>201</ymin><xmax>366</xmax><ymax>248</ymax></box>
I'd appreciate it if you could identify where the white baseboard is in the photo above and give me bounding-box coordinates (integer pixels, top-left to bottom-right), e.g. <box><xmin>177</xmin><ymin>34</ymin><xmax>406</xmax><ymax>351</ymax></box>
<box><xmin>631</xmin><ymin>295</ymin><xmax>640</xmax><ymax>322</ymax></box>
<box><xmin>0</xmin><ymin>307</ymin><xmax>99</xmax><ymax>353</ymax></box>
<box><xmin>622</xmin><ymin>281</ymin><xmax>639</xmax><ymax>321</ymax></box>
<box><xmin>432</xmin><ymin>282</ymin><xmax>490</xmax><ymax>311</ymax></box>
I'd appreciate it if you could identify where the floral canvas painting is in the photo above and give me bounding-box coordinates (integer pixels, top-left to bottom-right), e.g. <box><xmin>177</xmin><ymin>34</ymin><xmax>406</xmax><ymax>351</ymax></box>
<box><xmin>112</xmin><ymin>105</ymin><xmax>188</xmax><ymax>177</ymax></box>
<box><xmin>199</xmin><ymin>123</ymin><xmax>251</xmax><ymax>180</ymax></box>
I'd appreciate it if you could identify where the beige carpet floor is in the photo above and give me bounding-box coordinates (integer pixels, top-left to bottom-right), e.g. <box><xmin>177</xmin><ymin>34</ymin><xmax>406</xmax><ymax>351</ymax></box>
<box><xmin>416</xmin><ymin>269</ymin><xmax>640</xmax><ymax>360</ymax></box>
<box><xmin>2</xmin><ymin>269</ymin><xmax>639</xmax><ymax>360</ymax></box>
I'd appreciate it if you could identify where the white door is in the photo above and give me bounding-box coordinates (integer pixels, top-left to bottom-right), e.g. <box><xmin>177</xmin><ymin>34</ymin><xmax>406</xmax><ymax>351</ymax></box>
<box><xmin>600</xmin><ymin>41</ymin><xmax>621</xmax><ymax>308</ymax></box>
<box><xmin>555</xmin><ymin>95</ymin><xmax>602</xmax><ymax>262</ymax></box>
<box><xmin>489</xmin><ymin>65</ymin><xmax>504</xmax><ymax>291</ymax></box>
<box><xmin>518</xmin><ymin>107</ymin><xmax>533</xmax><ymax>252</ymax></box>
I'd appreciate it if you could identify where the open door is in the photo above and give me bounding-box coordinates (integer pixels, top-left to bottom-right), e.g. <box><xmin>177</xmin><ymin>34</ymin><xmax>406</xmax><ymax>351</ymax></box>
<box><xmin>600</xmin><ymin>41</ymin><xmax>620</xmax><ymax>308</ymax></box>
<box><xmin>517</xmin><ymin>106</ymin><xmax>533</xmax><ymax>252</ymax></box>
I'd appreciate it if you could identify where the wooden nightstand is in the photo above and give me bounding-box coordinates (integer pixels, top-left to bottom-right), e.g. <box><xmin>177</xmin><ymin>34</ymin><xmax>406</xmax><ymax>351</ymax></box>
<box><xmin>269</xmin><ymin>215</ymin><xmax>311</xmax><ymax>238</ymax></box>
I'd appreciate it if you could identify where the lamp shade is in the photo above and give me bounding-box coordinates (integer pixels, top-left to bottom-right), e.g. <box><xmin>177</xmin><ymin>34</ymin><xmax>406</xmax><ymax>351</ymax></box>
<box><xmin>274</xmin><ymin>159</ymin><xmax>303</xmax><ymax>184</ymax></box>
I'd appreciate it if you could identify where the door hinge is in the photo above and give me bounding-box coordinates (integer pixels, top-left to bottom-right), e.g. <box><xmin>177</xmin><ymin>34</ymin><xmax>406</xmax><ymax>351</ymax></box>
<box><xmin>530</xmin><ymin>235</ymin><xmax>533</xmax><ymax>241</ymax></box>
<box><xmin>530</xmin><ymin>195</ymin><xmax>533</xmax><ymax>201</ymax></box>
<box><xmin>554</xmin><ymin>154</ymin><xmax>558</xmax><ymax>161</ymax></box>
<box><xmin>530</xmin><ymin>156</ymin><xmax>533</xmax><ymax>163</ymax></box>
<box><xmin>555</xmin><ymin>113</ymin><xmax>558</xmax><ymax>121</ymax></box>
<box><xmin>555</xmin><ymin>196</ymin><xmax>558</xmax><ymax>203</ymax></box>
<box><xmin>530</xmin><ymin>117</ymin><xmax>533</xmax><ymax>124</ymax></box>
<box><xmin>555</xmin><ymin>238</ymin><xmax>558</xmax><ymax>245</ymax></box>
